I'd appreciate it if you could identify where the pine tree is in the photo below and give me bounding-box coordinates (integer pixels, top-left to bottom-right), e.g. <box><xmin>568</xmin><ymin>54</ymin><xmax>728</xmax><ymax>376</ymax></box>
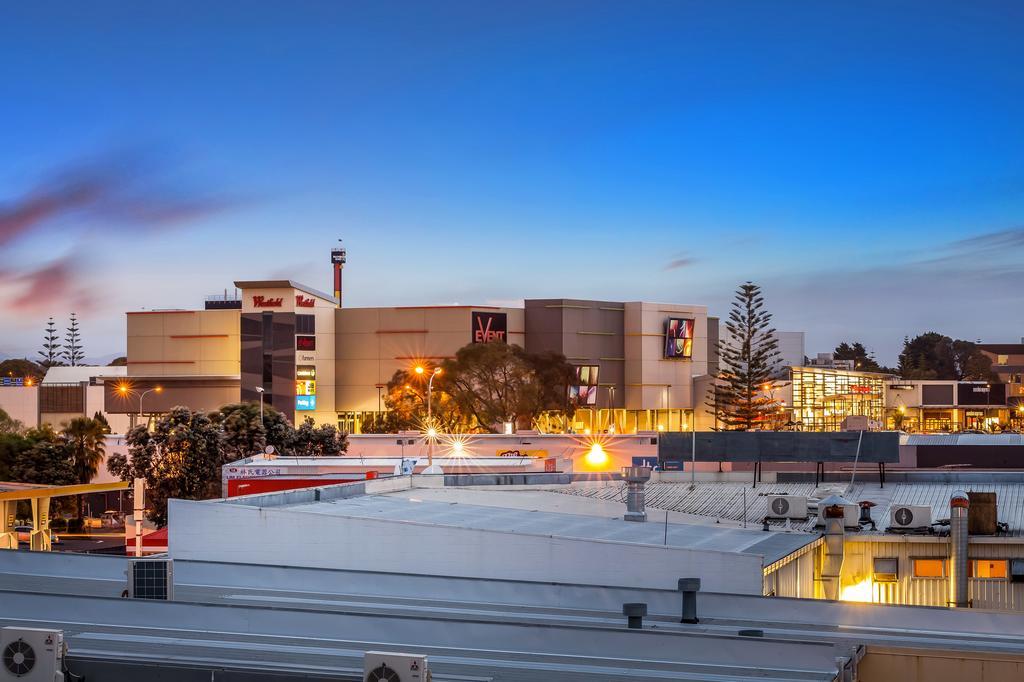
<box><xmin>62</xmin><ymin>313</ymin><xmax>85</xmax><ymax>366</ymax></box>
<box><xmin>707</xmin><ymin>282</ymin><xmax>781</xmax><ymax>431</ymax></box>
<box><xmin>38</xmin><ymin>317</ymin><xmax>63</xmax><ymax>369</ymax></box>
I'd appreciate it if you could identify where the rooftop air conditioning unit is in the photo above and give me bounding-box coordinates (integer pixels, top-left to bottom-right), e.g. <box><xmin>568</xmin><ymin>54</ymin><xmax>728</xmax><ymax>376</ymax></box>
<box><xmin>890</xmin><ymin>505</ymin><xmax>932</xmax><ymax>530</ymax></box>
<box><xmin>127</xmin><ymin>558</ymin><xmax>173</xmax><ymax>600</ymax></box>
<box><xmin>767</xmin><ymin>495</ymin><xmax>809</xmax><ymax>520</ymax></box>
<box><xmin>1</xmin><ymin>627</ymin><xmax>64</xmax><ymax>681</ymax></box>
<box><xmin>364</xmin><ymin>651</ymin><xmax>430</xmax><ymax>682</ymax></box>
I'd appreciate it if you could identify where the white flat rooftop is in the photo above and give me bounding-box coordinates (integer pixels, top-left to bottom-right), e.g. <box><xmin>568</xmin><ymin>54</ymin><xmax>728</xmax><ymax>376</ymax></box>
<box><xmin>276</xmin><ymin>490</ymin><xmax>819</xmax><ymax>566</ymax></box>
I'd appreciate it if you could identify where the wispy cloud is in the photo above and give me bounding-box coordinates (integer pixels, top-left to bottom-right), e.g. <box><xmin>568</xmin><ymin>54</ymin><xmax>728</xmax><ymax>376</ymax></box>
<box><xmin>663</xmin><ymin>252</ymin><xmax>697</xmax><ymax>271</ymax></box>
<box><xmin>762</xmin><ymin>223</ymin><xmax>1024</xmax><ymax>363</ymax></box>
<box><xmin>0</xmin><ymin>150</ymin><xmax>238</xmax><ymax>316</ymax></box>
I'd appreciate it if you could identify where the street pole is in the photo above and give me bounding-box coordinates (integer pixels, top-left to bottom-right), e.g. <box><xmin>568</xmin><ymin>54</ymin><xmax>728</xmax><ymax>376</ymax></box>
<box><xmin>690</xmin><ymin>427</ymin><xmax>697</xmax><ymax>490</ymax></box>
<box><xmin>139</xmin><ymin>387</ymin><xmax>161</xmax><ymax>429</ymax></box>
<box><xmin>427</xmin><ymin>368</ymin><xmax>439</xmax><ymax>469</ymax></box>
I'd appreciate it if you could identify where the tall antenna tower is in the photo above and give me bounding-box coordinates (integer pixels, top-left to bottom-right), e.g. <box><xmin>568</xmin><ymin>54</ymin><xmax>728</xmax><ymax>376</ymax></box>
<box><xmin>330</xmin><ymin>240</ymin><xmax>347</xmax><ymax>307</ymax></box>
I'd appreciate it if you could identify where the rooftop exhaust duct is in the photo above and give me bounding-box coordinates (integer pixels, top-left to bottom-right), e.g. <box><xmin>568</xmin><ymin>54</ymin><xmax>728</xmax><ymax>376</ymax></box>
<box><xmin>819</xmin><ymin>494</ymin><xmax>848</xmax><ymax>601</ymax></box>
<box><xmin>949</xmin><ymin>490</ymin><xmax>969</xmax><ymax>608</ymax></box>
<box><xmin>622</xmin><ymin>466</ymin><xmax>652</xmax><ymax>522</ymax></box>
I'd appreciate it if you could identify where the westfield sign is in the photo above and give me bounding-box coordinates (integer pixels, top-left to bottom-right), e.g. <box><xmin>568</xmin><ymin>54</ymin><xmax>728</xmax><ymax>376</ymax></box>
<box><xmin>295</xmin><ymin>295</ymin><xmax>315</xmax><ymax>307</ymax></box>
<box><xmin>252</xmin><ymin>295</ymin><xmax>284</xmax><ymax>308</ymax></box>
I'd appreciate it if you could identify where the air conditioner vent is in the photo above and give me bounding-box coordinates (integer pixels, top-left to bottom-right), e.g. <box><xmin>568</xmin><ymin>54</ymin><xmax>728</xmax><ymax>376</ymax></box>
<box><xmin>889</xmin><ymin>505</ymin><xmax>932</xmax><ymax>530</ymax></box>
<box><xmin>766</xmin><ymin>495</ymin><xmax>809</xmax><ymax>519</ymax></box>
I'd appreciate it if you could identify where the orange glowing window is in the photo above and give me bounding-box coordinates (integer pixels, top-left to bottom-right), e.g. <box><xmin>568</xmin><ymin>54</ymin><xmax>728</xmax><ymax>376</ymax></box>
<box><xmin>970</xmin><ymin>559</ymin><xmax>1008</xmax><ymax>579</ymax></box>
<box><xmin>912</xmin><ymin>559</ymin><xmax>945</xmax><ymax>578</ymax></box>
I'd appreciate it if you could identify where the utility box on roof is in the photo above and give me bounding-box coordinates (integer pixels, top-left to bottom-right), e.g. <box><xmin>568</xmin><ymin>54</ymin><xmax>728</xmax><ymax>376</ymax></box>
<box><xmin>968</xmin><ymin>491</ymin><xmax>997</xmax><ymax>535</ymax></box>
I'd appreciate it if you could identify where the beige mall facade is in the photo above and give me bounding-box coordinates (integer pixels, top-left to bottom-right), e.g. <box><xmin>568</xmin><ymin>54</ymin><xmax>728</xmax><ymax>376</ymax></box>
<box><xmin>103</xmin><ymin>281</ymin><xmax>715</xmax><ymax>433</ymax></box>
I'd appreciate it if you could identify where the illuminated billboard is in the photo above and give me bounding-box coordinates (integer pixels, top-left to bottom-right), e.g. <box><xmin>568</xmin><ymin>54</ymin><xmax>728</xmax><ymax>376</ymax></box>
<box><xmin>295</xmin><ymin>395</ymin><xmax>317</xmax><ymax>411</ymax></box>
<box><xmin>568</xmin><ymin>364</ymin><xmax>599</xmax><ymax>406</ymax></box>
<box><xmin>472</xmin><ymin>311</ymin><xmax>507</xmax><ymax>344</ymax></box>
<box><xmin>296</xmin><ymin>380</ymin><xmax>316</xmax><ymax>396</ymax></box>
<box><xmin>296</xmin><ymin>365</ymin><xmax>316</xmax><ymax>380</ymax></box>
<box><xmin>296</xmin><ymin>335</ymin><xmax>316</xmax><ymax>351</ymax></box>
<box><xmin>664</xmin><ymin>318</ymin><xmax>694</xmax><ymax>359</ymax></box>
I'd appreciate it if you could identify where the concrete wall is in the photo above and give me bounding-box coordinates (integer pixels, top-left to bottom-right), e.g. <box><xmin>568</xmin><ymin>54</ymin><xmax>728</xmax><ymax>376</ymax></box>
<box><xmin>859</xmin><ymin>646</ymin><xmax>1024</xmax><ymax>682</ymax></box>
<box><xmin>623</xmin><ymin>302</ymin><xmax>709</xmax><ymax>411</ymax></box>
<box><xmin>126</xmin><ymin>309</ymin><xmax>240</xmax><ymax>377</ymax></box>
<box><xmin>334</xmin><ymin>305</ymin><xmax>525</xmax><ymax>413</ymax></box>
<box><xmin>168</xmin><ymin>497</ymin><xmax>766</xmax><ymax>594</ymax></box>
<box><xmin>0</xmin><ymin>386</ymin><xmax>38</xmax><ymax>428</ymax></box>
<box><xmin>524</xmin><ymin>299</ymin><xmax>625</xmax><ymax>408</ymax></box>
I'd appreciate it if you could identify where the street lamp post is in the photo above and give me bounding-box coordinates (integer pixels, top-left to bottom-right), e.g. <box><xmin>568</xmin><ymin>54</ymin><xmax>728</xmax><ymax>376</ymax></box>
<box><xmin>415</xmin><ymin>365</ymin><xmax>443</xmax><ymax>474</ymax></box>
<box><xmin>136</xmin><ymin>386</ymin><xmax>162</xmax><ymax>429</ymax></box>
<box><xmin>255</xmin><ymin>386</ymin><xmax>265</xmax><ymax>425</ymax></box>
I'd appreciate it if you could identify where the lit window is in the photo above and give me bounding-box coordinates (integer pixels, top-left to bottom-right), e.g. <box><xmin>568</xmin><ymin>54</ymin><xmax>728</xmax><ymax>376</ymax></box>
<box><xmin>912</xmin><ymin>558</ymin><xmax>945</xmax><ymax>578</ymax></box>
<box><xmin>997</xmin><ymin>355</ymin><xmax>1008</xmax><ymax>365</ymax></box>
<box><xmin>970</xmin><ymin>559</ymin><xmax>1008</xmax><ymax>579</ymax></box>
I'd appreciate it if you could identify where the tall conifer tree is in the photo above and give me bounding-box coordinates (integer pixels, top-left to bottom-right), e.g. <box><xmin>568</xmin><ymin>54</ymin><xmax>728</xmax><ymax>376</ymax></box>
<box><xmin>708</xmin><ymin>282</ymin><xmax>781</xmax><ymax>430</ymax></box>
<box><xmin>38</xmin><ymin>317</ymin><xmax>62</xmax><ymax>368</ymax></box>
<box><xmin>62</xmin><ymin>313</ymin><xmax>85</xmax><ymax>366</ymax></box>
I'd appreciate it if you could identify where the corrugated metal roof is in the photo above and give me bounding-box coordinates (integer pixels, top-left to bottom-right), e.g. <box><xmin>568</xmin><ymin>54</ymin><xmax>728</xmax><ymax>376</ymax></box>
<box><xmin>904</xmin><ymin>434</ymin><xmax>1024</xmax><ymax>446</ymax></box>
<box><xmin>279</xmin><ymin>494</ymin><xmax>819</xmax><ymax>565</ymax></box>
<box><xmin>559</xmin><ymin>480</ymin><xmax>1024</xmax><ymax>537</ymax></box>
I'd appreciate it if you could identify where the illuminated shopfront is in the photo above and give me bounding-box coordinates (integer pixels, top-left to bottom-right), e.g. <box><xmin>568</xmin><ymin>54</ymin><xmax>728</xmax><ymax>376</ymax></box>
<box><xmin>790</xmin><ymin>367</ymin><xmax>888</xmax><ymax>431</ymax></box>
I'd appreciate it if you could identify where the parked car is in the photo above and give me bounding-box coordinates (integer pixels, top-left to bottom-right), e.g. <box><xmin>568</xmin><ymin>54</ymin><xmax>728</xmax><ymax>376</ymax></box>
<box><xmin>13</xmin><ymin>525</ymin><xmax>62</xmax><ymax>546</ymax></box>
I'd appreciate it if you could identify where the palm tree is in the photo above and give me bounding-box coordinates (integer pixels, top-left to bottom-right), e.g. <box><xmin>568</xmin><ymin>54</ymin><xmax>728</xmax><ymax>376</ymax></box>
<box><xmin>63</xmin><ymin>417</ymin><xmax>108</xmax><ymax>520</ymax></box>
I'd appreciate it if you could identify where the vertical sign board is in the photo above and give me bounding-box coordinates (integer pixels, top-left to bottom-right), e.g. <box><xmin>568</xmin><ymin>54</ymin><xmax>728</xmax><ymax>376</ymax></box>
<box><xmin>472</xmin><ymin>311</ymin><xmax>507</xmax><ymax>344</ymax></box>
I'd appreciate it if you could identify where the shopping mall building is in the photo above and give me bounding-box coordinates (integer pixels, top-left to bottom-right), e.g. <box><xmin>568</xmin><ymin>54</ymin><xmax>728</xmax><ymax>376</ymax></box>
<box><xmin>101</xmin><ymin>279</ymin><xmax>715</xmax><ymax>433</ymax></box>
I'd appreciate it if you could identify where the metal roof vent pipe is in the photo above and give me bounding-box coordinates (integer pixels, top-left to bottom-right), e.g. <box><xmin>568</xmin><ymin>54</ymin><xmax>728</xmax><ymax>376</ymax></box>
<box><xmin>678</xmin><ymin>578</ymin><xmax>700</xmax><ymax>623</ymax></box>
<box><xmin>820</xmin><ymin>495</ymin><xmax>847</xmax><ymax>601</ymax></box>
<box><xmin>623</xmin><ymin>603</ymin><xmax>647</xmax><ymax>629</ymax></box>
<box><xmin>622</xmin><ymin>466</ymin><xmax>652</xmax><ymax>522</ymax></box>
<box><xmin>949</xmin><ymin>490</ymin><xmax>970</xmax><ymax>608</ymax></box>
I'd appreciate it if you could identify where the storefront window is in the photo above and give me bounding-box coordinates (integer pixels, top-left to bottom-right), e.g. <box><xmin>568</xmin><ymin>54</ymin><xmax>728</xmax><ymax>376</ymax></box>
<box><xmin>790</xmin><ymin>368</ymin><xmax>886</xmax><ymax>431</ymax></box>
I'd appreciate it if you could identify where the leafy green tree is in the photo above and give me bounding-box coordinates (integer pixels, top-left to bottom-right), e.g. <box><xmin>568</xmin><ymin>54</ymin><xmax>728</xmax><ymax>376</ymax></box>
<box><xmin>212</xmin><ymin>402</ymin><xmax>293</xmax><ymax>460</ymax></box>
<box><xmin>291</xmin><ymin>417</ymin><xmax>347</xmax><ymax>456</ymax></box>
<box><xmin>8</xmin><ymin>428</ymin><xmax>76</xmax><ymax>487</ymax></box>
<box><xmin>368</xmin><ymin>368</ymin><xmax>467</xmax><ymax>434</ymax></box>
<box><xmin>833</xmin><ymin>342</ymin><xmax>885</xmax><ymax>372</ymax></box>
<box><xmin>708</xmin><ymin>282</ymin><xmax>781</xmax><ymax>430</ymax></box>
<box><xmin>38</xmin><ymin>318</ymin><xmax>62</xmax><ymax>369</ymax></box>
<box><xmin>61</xmin><ymin>313</ymin><xmax>85</xmax><ymax>366</ymax></box>
<box><xmin>0</xmin><ymin>408</ymin><xmax>23</xmax><ymax>436</ymax></box>
<box><xmin>438</xmin><ymin>342</ymin><xmax>557</xmax><ymax>428</ymax></box>
<box><xmin>63</xmin><ymin>416</ymin><xmax>108</xmax><ymax>519</ymax></box>
<box><xmin>898</xmin><ymin>333</ymin><xmax>996</xmax><ymax>380</ymax></box>
<box><xmin>108</xmin><ymin>356</ymin><xmax>127</xmax><ymax>366</ymax></box>
<box><xmin>0</xmin><ymin>358</ymin><xmax>44</xmax><ymax>383</ymax></box>
<box><xmin>107</xmin><ymin>406</ymin><xmax>223</xmax><ymax>526</ymax></box>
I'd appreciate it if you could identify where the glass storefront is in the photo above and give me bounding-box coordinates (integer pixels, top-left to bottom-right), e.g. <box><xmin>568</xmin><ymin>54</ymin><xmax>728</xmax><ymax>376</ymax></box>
<box><xmin>534</xmin><ymin>408</ymin><xmax>693</xmax><ymax>434</ymax></box>
<box><xmin>790</xmin><ymin>367</ymin><xmax>887</xmax><ymax>432</ymax></box>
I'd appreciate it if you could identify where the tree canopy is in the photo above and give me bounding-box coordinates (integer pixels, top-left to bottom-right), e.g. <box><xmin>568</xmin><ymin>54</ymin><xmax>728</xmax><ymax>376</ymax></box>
<box><xmin>898</xmin><ymin>333</ymin><xmax>995</xmax><ymax>380</ymax></box>
<box><xmin>107</xmin><ymin>407</ymin><xmax>224</xmax><ymax>526</ymax></box>
<box><xmin>0</xmin><ymin>358</ymin><xmax>44</xmax><ymax>382</ymax></box>
<box><xmin>363</xmin><ymin>343</ymin><xmax>576</xmax><ymax>434</ymax></box>
<box><xmin>832</xmin><ymin>342</ymin><xmax>891</xmax><ymax>373</ymax></box>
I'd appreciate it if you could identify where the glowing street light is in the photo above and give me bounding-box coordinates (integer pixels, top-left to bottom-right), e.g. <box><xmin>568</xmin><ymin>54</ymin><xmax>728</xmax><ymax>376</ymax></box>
<box><xmin>139</xmin><ymin>386</ymin><xmax>163</xmax><ymax>420</ymax></box>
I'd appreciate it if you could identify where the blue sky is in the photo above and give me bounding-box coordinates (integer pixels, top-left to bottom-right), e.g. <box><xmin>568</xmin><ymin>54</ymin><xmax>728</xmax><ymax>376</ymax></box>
<box><xmin>1</xmin><ymin>1</ymin><xmax>1023</xmax><ymax>364</ymax></box>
